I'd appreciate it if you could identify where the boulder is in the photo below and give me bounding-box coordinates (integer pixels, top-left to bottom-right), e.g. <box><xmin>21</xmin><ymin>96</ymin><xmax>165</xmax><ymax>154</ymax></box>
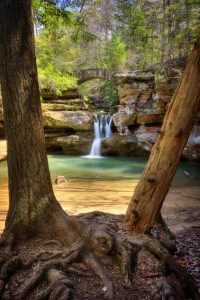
<box><xmin>134</xmin><ymin>124</ymin><xmax>200</xmax><ymax>160</ymax></box>
<box><xmin>43</xmin><ymin>111</ymin><xmax>92</xmax><ymax>131</ymax></box>
<box><xmin>46</xmin><ymin>134</ymin><xmax>93</xmax><ymax>155</ymax></box>
<box><xmin>135</xmin><ymin>125</ymin><xmax>159</xmax><ymax>144</ymax></box>
<box><xmin>113</xmin><ymin>104</ymin><xmax>137</xmax><ymax>128</ymax></box>
<box><xmin>137</xmin><ymin>108</ymin><xmax>165</xmax><ymax>125</ymax></box>
<box><xmin>101</xmin><ymin>133</ymin><xmax>148</xmax><ymax>156</ymax></box>
<box><xmin>55</xmin><ymin>176</ymin><xmax>69</xmax><ymax>184</ymax></box>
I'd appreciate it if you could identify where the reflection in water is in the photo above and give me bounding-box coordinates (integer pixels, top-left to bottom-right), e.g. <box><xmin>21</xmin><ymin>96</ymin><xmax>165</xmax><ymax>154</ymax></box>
<box><xmin>49</xmin><ymin>155</ymin><xmax>200</xmax><ymax>186</ymax></box>
<box><xmin>1</xmin><ymin>155</ymin><xmax>200</xmax><ymax>184</ymax></box>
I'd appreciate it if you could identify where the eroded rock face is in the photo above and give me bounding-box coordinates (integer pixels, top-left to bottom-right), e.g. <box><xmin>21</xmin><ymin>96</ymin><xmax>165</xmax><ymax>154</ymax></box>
<box><xmin>41</xmin><ymin>88</ymin><xmax>79</xmax><ymax>100</ymax></box>
<box><xmin>134</xmin><ymin>124</ymin><xmax>200</xmax><ymax>160</ymax></box>
<box><xmin>0</xmin><ymin>70</ymin><xmax>199</xmax><ymax>160</ymax></box>
<box><xmin>43</xmin><ymin>111</ymin><xmax>92</xmax><ymax>131</ymax></box>
<box><xmin>137</xmin><ymin>108</ymin><xmax>165</xmax><ymax>125</ymax></box>
<box><xmin>101</xmin><ymin>133</ymin><xmax>148</xmax><ymax>156</ymax></box>
<box><xmin>117</xmin><ymin>81</ymin><xmax>154</xmax><ymax>104</ymax></box>
<box><xmin>135</xmin><ymin>125</ymin><xmax>159</xmax><ymax>143</ymax></box>
<box><xmin>46</xmin><ymin>133</ymin><xmax>93</xmax><ymax>155</ymax></box>
<box><xmin>113</xmin><ymin>102</ymin><xmax>137</xmax><ymax>129</ymax></box>
<box><xmin>114</xmin><ymin>72</ymin><xmax>172</xmax><ymax>128</ymax></box>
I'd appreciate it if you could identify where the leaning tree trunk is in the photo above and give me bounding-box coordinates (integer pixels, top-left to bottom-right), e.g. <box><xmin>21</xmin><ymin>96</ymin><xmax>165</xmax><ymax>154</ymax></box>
<box><xmin>0</xmin><ymin>0</ymin><xmax>68</xmax><ymax>243</ymax></box>
<box><xmin>125</xmin><ymin>33</ymin><xmax>200</xmax><ymax>233</ymax></box>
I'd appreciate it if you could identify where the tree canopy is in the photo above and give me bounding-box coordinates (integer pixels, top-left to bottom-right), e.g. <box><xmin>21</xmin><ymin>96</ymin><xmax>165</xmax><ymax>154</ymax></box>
<box><xmin>33</xmin><ymin>0</ymin><xmax>200</xmax><ymax>101</ymax></box>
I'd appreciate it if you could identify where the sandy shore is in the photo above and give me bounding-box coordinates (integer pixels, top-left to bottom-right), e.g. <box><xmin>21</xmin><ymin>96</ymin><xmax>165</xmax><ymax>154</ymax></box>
<box><xmin>0</xmin><ymin>140</ymin><xmax>7</xmax><ymax>162</ymax></box>
<box><xmin>0</xmin><ymin>178</ymin><xmax>199</xmax><ymax>234</ymax></box>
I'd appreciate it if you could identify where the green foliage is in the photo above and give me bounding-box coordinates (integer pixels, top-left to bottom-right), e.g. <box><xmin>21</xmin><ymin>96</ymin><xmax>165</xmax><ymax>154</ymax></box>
<box><xmin>100</xmin><ymin>35</ymin><xmax>127</xmax><ymax>71</ymax></box>
<box><xmin>36</xmin><ymin>23</ymin><xmax>79</xmax><ymax>94</ymax></box>
<box><xmin>101</xmin><ymin>81</ymin><xmax>119</xmax><ymax>107</ymax></box>
<box><xmin>33</xmin><ymin>0</ymin><xmax>72</xmax><ymax>27</ymax></box>
<box><xmin>116</xmin><ymin>0</ymin><xmax>200</xmax><ymax>67</ymax></box>
<box><xmin>34</xmin><ymin>0</ymin><xmax>200</xmax><ymax>104</ymax></box>
<box><xmin>78</xmin><ymin>79</ymin><xmax>118</xmax><ymax>108</ymax></box>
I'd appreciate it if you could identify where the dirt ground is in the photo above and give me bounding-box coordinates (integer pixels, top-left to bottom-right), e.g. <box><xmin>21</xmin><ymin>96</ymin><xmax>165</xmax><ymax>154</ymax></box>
<box><xmin>8</xmin><ymin>237</ymin><xmax>186</xmax><ymax>300</ymax></box>
<box><xmin>1</xmin><ymin>180</ymin><xmax>200</xmax><ymax>235</ymax></box>
<box><xmin>0</xmin><ymin>182</ymin><xmax>199</xmax><ymax>299</ymax></box>
<box><xmin>0</xmin><ymin>140</ymin><xmax>6</xmax><ymax>162</ymax></box>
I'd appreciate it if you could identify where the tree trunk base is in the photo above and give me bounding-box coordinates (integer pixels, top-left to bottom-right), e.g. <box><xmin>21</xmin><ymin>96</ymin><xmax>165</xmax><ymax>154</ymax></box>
<box><xmin>0</xmin><ymin>212</ymin><xmax>199</xmax><ymax>300</ymax></box>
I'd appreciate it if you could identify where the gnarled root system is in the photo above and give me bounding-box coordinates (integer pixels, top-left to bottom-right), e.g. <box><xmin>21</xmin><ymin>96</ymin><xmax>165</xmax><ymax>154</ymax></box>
<box><xmin>0</xmin><ymin>212</ymin><xmax>199</xmax><ymax>299</ymax></box>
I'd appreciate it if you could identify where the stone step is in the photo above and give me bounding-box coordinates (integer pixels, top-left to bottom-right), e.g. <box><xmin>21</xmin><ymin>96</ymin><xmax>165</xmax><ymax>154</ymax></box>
<box><xmin>43</xmin><ymin>99</ymin><xmax>83</xmax><ymax>105</ymax></box>
<box><xmin>42</xmin><ymin>103</ymin><xmax>86</xmax><ymax>112</ymax></box>
<box><xmin>45</xmin><ymin>132</ymin><xmax>67</xmax><ymax>138</ymax></box>
<box><xmin>41</xmin><ymin>89</ymin><xmax>79</xmax><ymax>100</ymax></box>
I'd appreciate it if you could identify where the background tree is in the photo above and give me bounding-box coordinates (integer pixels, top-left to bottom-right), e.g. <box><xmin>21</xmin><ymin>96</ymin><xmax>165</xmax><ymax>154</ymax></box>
<box><xmin>0</xmin><ymin>0</ymin><xmax>68</xmax><ymax>244</ymax></box>
<box><xmin>32</xmin><ymin>0</ymin><xmax>199</xmax><ymax>104</ymax></box>
<box><xmin>115</xmin><ymin>0</ymin><xmax>200</xmax><ymax>67</ymax></box>
<box><xmin>35</xmin><ymin>21</ymin><xmax>79</xmax><ymax>94</ymax></box>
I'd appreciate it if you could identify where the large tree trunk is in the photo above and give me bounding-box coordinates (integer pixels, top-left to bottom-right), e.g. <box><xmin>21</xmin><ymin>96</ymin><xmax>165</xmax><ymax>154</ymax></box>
<box><xmin>0</xmin><ymin>0</ymin><xmax>67</xmax><ymax>242</ymax></box>
<box><xmin>125</xmin><ymin>33</ymin><xmax>200</xmax><ymax>233</ymax></box>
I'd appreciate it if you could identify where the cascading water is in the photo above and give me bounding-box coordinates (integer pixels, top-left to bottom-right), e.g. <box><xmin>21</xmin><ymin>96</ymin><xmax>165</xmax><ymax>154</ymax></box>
<box><xmin>188</xmin><ymin>125</ymin><xmax>200</xmax><ymax>144</ymax></box>
<box><xmin>85</xmin><ymin>114</ymin><xmax>112</xmax><ymax>158</ymax></box>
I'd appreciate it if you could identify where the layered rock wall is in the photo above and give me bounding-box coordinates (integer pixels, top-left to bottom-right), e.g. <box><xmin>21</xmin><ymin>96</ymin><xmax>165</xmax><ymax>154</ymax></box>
<box><xmin>0</xmin><ymin>69</ymin><xmax>199</xmax><ymax>160</ymax></box>
<box><xmin>111</xmin><ymin>72</ymin><xmax>200</xmax><ymax>160</ymax></box>
<box><xmin>41</xmin><ymin>91</ymin><xmax>93</xmax><ymax>155</ymax></box>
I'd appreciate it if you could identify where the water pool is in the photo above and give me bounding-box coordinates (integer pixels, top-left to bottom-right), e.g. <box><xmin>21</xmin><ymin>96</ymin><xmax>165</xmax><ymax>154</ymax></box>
<box><xmin>0</xmin><ymin>155</ymin><xmax>200</xmax><ymax>186</ymax></box>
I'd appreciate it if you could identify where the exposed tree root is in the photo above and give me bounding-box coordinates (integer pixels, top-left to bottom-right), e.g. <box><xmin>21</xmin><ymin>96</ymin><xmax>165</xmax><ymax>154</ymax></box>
<box><xmin>0</xmin><ymin>254</ymin><xmax>22</xmax><ymax>298</ymax></box>
<box><xmin>15</xmin><ymin>240</ymin><xmax>84</xmax><ymax>300</ymax></box>
<box><xmin>85</xmin><ymin>253</ymin><xmax>114</xmax><ymax>299</ymax></box>
<box><xmin>34</xmin><ymin>269</ymin><xmax>74</xmax><ymax>300</ymax></box>
<box><xmin>0</xmin><ymin>212</ymin><xmax>199</xmax><ymax>299</ymax></box>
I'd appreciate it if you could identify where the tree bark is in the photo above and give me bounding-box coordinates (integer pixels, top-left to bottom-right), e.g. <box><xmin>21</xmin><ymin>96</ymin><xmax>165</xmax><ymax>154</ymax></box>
<box><xmin>125</xmin><ymin>33</ymin><xmax>200</xmax><ymax>233</ymax></box>
<box><xmin>0</xmin><ymin>0</ymin><xmax>66</xmax><ymax>241</ymax></box>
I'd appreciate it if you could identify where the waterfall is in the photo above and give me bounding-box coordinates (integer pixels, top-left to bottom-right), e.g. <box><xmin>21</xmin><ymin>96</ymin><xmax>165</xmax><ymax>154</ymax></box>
<box><xmin>188</xmin><ymin>125</ymin><xmax>200</xmax><ymax>144</ymax></box>
<box><xmin>85</xmin><ymin>114</ymin><xmax>112</xmax><ymax>158</ymax></box>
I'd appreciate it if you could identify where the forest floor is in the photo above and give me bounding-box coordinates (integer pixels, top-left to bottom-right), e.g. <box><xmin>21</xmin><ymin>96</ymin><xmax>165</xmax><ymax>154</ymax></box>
<box><xmin>5</xmin><ymin>232</ymin><xmax>189</xmax><ymax>300</ymax></box>
<box><xmin>0</xmin><ymin>184</ymin><xmax>199</xmax><ymax>299</ymax></box>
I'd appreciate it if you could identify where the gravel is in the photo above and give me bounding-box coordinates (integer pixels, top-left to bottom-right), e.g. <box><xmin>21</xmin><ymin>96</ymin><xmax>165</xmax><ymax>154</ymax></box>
<box><xmin>175</xmin><ymin>228</ymin><xmax>200</xmax><ymax>293</ymax></box>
